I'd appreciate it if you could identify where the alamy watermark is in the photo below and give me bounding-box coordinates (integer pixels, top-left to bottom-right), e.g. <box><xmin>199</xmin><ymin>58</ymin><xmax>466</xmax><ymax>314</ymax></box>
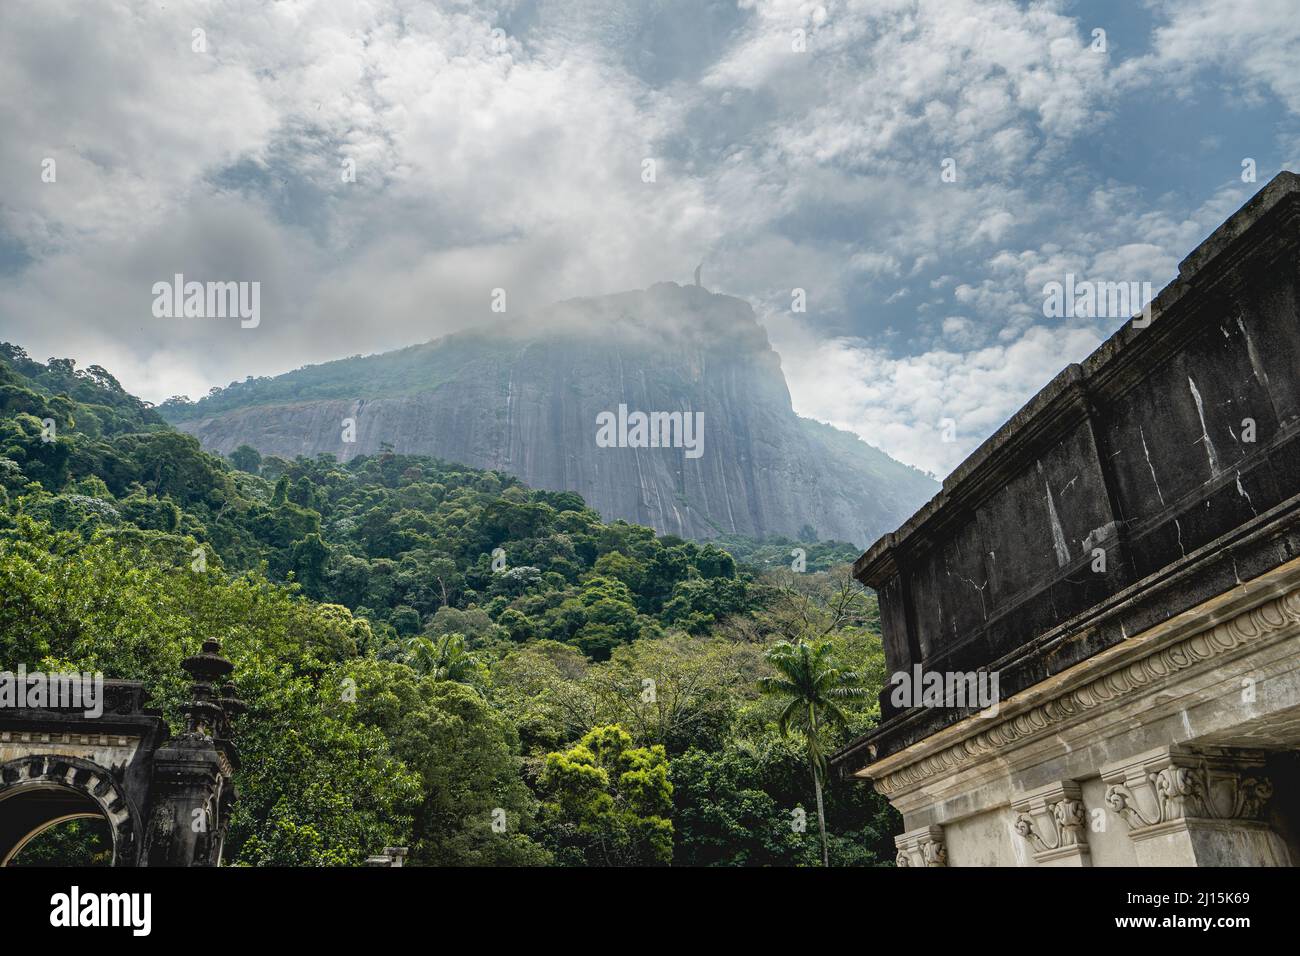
<box><xmin>595</xmin><ymin>404</ymin><xmax>704</xmax><ymax>459</ymax></box>
<box><xmin>50</xmin><ymin>886</ymin><xmax>151</xmax><ymax>936</ymax></box>
<box><xmin>889</xmin><ymin>665</ymin><xmax>1000</xmax><ymax>716</ymax></box>
<box><xmin>152</xmin><ymin>274</ymin><xmax>260</xmax><ymax>328</ymax></box>
<box><xmin>0</xmin><ymin>666</ymin><xmax>104</xmax><ymax>718</ymax></box>
<box><xmin>1043</xmin><ymin>274</ymin><xmax>1153</xmax><ymax>326</ymax></box>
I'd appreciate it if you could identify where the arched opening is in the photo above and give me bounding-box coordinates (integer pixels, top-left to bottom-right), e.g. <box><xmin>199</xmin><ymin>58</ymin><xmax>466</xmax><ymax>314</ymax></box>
<box><xmin>0</xmin><ymin>783</ymin><xmax>116</xmax><ymax>866</ymax></box>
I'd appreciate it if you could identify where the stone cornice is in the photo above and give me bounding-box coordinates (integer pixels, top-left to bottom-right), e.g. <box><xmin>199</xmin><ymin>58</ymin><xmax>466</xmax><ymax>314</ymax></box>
<box><xmin>856</xmin><ymin>557</ymin><xmax>1300</xmax><ymax>798</ymax></box>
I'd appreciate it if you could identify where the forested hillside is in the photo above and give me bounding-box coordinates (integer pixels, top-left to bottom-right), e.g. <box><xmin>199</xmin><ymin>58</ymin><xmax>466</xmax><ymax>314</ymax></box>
<box><xmin>0</xmin><ymin>343</ymin><xmax>897</xmax><ymax>866</ymax></box>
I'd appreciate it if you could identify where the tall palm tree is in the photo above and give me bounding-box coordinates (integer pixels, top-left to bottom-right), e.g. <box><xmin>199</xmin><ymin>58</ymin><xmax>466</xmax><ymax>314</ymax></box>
<box><xmin>758</xmin><ymin>640</ymin><xmax>867</xmax><ymax>866</ymax></box>
<box><xmin>403</xmin><ymin>632</ymin><xmax>478</xmax><ymax>682</ymax></box>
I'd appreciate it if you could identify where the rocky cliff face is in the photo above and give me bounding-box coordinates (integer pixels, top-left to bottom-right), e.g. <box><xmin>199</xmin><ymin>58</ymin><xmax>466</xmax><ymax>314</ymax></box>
<box><xmin>166</xmin><ymin>283</ymin><xmax>936</xmax><ymax>545</ymax></box>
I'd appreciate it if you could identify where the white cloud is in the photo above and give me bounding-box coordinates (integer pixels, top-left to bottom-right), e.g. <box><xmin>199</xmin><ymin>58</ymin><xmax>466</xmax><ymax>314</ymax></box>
<box><xmin>0</xmin><ymin>0</ymin><xmax>1295</xmax><ymax>487</ymax></box>
<box><xmin>1117</xmin><ymin>0</ymin><xmax>1300</xmax><ymax>113</ymax></box>
<box><xmin>772</xmin><ymin>314</ymin><xmax>1107</xmax><ymax>477</ymax></box>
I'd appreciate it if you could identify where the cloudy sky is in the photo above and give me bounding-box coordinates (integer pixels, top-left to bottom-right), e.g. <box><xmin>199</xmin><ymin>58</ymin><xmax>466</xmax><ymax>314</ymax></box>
<box><xmin>1</xmin><ymin>0</ymin><xmax>1297</xmax><ymax>477</ymax></box>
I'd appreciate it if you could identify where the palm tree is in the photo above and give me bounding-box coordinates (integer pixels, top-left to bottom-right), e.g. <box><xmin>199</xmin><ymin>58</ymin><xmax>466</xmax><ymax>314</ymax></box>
<box><xmin>758</xmin><ymin>640</ymin><xmax>867</xmax><ymax>866</ymax></box>
<box><xmin>403</xmin><ymin>632</ymin><xmax>478</xmax><ymax>682</ymax></box>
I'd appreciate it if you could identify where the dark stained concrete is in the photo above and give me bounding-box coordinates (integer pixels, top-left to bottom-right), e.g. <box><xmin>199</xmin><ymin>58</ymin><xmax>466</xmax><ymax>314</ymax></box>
<box><xmin>835</xmin><ymin>172</ymin><xmax>1300</xmax><ymax>769</ymax></box>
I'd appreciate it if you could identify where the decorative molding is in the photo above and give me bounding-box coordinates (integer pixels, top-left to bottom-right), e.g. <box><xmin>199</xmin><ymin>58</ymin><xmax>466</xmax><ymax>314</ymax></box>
<box><xmin>868</xmin><ymin>586</ymin><xmax>1300</xmax><ymax>796</ymax></box>
<box><xmin>1014</xmin><ymin>802</ymin><xmax>1087</xmax><ymax>853</ymax></box>
<box><xmin>0</xmin><ymin>731</ymin><xmax>139</xmax><ymax>751</ymax></box>
<box><xmin>1102</xmin><ymin>747</ymin><xmax>1275</xmax><ymax>833</ymax></box>
<box><xmin>923</xmin><ymin>839</ymin><xmax>947</xmax><ymax>867</ymax></box>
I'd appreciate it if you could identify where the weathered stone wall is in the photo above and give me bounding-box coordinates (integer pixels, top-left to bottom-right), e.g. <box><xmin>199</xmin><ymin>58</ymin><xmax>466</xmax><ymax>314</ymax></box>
<box><xmin>850</xmin><ymin>172</ymin><xmax>1300</xmax><ymax>761</ymax></box>
<box><xmin>834</xmin><ymin>174</ymin><xmax>1300</xmax><ymax>867</ymax></box>
<box><xmin>865</xmin><ymin>554</ymin><xmax>1300</xmax><ymax>866</ymax></box>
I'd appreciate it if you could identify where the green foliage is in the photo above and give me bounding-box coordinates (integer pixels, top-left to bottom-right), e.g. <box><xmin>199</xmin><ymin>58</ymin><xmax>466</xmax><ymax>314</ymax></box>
<box><xmin>709</xmin><ymin>533</ymin><xmax>859</xmax><ymax>573</ymax></box>
<box><xmin>7</xmin><ymin>818</ymin><xmax>113</xmax><ymax>867</ymax></box>
<box><xmin>670</xmin><ymin>747</ymin><xmax>805</xmax><ymax>866</ymax></box>
<box><xmin>336</xmin><ymin>660</ymin><xmax>549</xmax><ymax>865</ymax></box>
<box><xmin>539</xmin><ymin>725</ymin><xmax>673</xmax><ymax>866</ymax></box>
<box><xmin>155</xmin><ymin>337</ymin><xmax>521</xmax><ymax>422</ymax></box>
<box><xmin>229</xmin><ymin>657</ymin><xmax>420</xmax><ymax>866</ymax></box>
<box><xmin>402</xmin><ymin>632</ymin><xmax>485</xmax><ymax>687</ymax></box>
<box><xmin>229</xmin><ymin>444</ymin><xmax>262</xmax><ymax>475</ymax></box>
<box><xmin>760</xmin><ymin>641</ymin><xmax>869</xmax><ymax>776</ymax></box>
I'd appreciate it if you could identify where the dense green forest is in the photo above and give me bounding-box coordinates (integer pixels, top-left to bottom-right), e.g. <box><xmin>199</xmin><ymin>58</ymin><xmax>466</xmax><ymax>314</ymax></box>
<box><xmin>0</xmin><ymin>342</ymin><xmax>898</xmax><ymax>866</ymax></box>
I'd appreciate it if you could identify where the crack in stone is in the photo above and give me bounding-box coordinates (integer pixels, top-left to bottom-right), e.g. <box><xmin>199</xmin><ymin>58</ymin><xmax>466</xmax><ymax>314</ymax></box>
<box><xmin>1188</xmin><ymin>375</ymin><xmax>1221</xmax><ymax>478</ymax></box>
<box><xmin>1140</xmin><ymin>425</ymin><xmax>1165</xmax><ymax>506</ymax></box>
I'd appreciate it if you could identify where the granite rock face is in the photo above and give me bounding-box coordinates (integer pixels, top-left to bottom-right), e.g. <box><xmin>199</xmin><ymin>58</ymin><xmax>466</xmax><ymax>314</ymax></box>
<box><xmin>167</xmin><ymin>282</ymin><xmax>936</xmax><ymax>546</ymax></box>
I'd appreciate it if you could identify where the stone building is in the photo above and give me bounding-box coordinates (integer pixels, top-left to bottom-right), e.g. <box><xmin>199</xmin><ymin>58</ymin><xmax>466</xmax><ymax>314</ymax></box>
<box><xmin>0</xmin><ymin>638</ymin><xmax>242</xmax><ymax>866</ymax></box>
<box><xmin>831</xmin><ymin>172</ymin><xmax>1300</xmax><ymax>867</ymax></box>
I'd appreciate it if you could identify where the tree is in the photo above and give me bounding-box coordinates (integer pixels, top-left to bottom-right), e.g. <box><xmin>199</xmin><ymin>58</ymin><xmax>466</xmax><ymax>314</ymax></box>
<box><xmin>229</xmin><ymin>444</ymin><xmax>262</xmax><ymax>475</ymax></box>
<box><xmin>661</xmin><ymin>576</ymin><xmax>752</xmax><ymax>633</ymax></box>
<box><xmin>290</xmin><ymin>533</ymin><xmax>330</xmax><ymax>597</ymax></box>
<box><xmin>758</xmin><ymin>640</ymin><xmax>867</xmax><ymax>866</ymax></box>
<box><xmin>336</xmin><ymin>660</ymin><xmax>550</xmax><ymax>866</ymax></box>
<box><xmin>496</xmin><ymin>607</ymin><xmax>534</xmax><ymax>643</ymax></box>
<box><xmin>403</xmin><ymin>632</ymin><xmax>481</xmax><ymax>684</ymax></box>
<box><xmin>585</xmin><ymin>635</ymin><xmax>766</xmax><ymax>753</ymax></box>
<box><xmin>769</xmin><ymin>568</ymin><xmax>876</xmax><ymax>643</ymax></box>
<box><xmin>390</xmin><ymin>604</ymin><xmax>421</xmax><ymax>636</ymax></box>
<box><xmin>695</xmin><ymin>543</ymin><xmax>737</xmax><ymax>580</ymax></box>
<box><xmin>538</xmin><ymin>724</ymin><xmax>672</xmax><ymax>866</ymax></box>
<box><xmin>670</xmin><ymin>747</ymin><xmax>805</xmax><ymax>866</ymax></box>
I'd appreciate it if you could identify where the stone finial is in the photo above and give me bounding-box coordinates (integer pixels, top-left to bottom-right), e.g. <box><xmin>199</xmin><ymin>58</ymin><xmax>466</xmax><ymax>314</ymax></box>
<box><xmin>180</xmin><ymin>638</ymin><xmax>235</xmax><ymax>738</ymax></box>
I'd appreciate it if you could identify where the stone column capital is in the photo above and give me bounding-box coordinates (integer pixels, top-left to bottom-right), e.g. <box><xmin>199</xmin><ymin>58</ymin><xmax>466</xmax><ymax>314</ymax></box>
<box><xmin>1099</xmin><ymin>745</ymin><xmax>1287</xmax><ymax>866</ymax></box>
<box><xmin>895</xmin><ymin>824</ymin><xmax>947</xmax><ymax>867</ymax></box>
<box><xmin>1100</xmin><ymin>745</ymin><xmax>1273</xmax><ymax>830</ymax></box>
<box><xmin>1012</xmin><ymin>780</ymin><xmax>1091</xmax><ymax>865</ymax></box>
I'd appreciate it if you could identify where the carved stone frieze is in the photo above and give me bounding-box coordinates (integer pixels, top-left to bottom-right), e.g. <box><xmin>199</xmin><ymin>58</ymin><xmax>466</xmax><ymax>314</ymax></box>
<box><xmin>870</xmin><ymin>587</ymin><xmax>1300</xmax><ymax>796</ymax></box>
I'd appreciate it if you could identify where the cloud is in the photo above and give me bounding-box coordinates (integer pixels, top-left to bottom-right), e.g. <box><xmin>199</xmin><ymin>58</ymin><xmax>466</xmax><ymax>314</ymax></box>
<box><xmin>0</xmin><ymin>0</ymin><xmax>723</xmax><ymax>397</ymax></box>
<box><xmin>1116</xmin><ymin>0</ymin><xmax>1300</xmax><ymax>112</ymax></box>
<box><xmin>771</xmin><ymin>313</ymin><xmax>1108</xmax><ymax>477</ymax></box>
<box><xmin>0</xmin><ymin>0</ymin><xmax>1295</xmax><ymax>484</ymax></box>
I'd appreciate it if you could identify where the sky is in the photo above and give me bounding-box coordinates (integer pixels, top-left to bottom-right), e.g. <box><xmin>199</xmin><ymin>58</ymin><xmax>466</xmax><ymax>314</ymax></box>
<box><xmin>1</xmin><ymin>0</ymin><xmax>1297</xmax><ymax>478</ymax></box>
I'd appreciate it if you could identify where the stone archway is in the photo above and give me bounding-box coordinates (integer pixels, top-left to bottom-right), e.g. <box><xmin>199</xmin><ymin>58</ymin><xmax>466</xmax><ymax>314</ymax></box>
<box><xmin>0</xmin><ymin>754</ymin><xmax>139</xmax><ymax>865</ymax></box>
<box><xmin>0</xmin><ymin>639</ymin><xmax>243</xmax><ymax>867</ymax></box>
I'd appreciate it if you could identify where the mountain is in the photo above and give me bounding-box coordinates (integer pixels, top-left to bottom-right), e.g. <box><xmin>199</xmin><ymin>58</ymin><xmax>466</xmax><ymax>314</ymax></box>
<box><xmin>161</xmin><ymin>282</ymin><xmax>936</xmax><ymax>545</ymax></box>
